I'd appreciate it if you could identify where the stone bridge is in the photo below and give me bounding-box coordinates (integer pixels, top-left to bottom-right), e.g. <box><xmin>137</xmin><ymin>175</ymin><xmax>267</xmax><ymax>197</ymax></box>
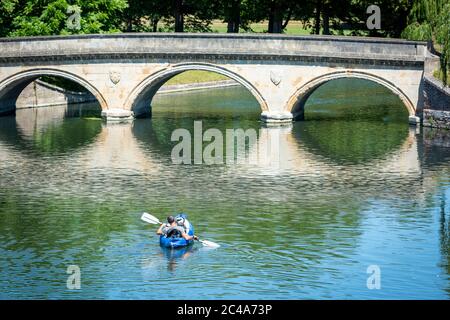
<box><xmin>0</xmin><ymin>33</ymin><xmax>427</xmax><ymax>124</ymax></box>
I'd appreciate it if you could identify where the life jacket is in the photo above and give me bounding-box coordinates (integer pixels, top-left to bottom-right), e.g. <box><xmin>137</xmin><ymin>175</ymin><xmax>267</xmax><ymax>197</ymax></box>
<box><xmin>165</xmin><ymin>225</ymin><xmax>185</xmax><ymax>238</ymax></box>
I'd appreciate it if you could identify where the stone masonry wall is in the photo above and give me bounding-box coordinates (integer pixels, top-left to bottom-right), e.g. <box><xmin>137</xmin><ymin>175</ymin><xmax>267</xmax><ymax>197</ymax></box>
<box><xmin>422</xmin><ymin>75</ymin><xmax>450</xmax><ymax>129</ymax></box>
<box><xmin>16</xmin><ymin>80</ymin><xmax>97</xmax><ymax>109</ymax></box>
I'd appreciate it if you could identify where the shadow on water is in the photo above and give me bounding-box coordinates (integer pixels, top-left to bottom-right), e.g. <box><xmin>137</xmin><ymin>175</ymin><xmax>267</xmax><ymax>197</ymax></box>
<box><xmin>132</xmin><ymin>116</ymin><xmax>261</xmax><ymax>161</ymax></box>
<box><xmin>0</xmin><ymin>105</ymin><xmax>102</xmax><ymax>155</ymax></box>
<box><xmin>419</xmin><ymin>128</ymin><xmax>450</xmax><ymax>166</ymax></box>
<box><xmin>295</xmin><ymin>78</ymin><xmax>411</xmax><ymax>165</ymax></box>
<box><xmin>294</xmin><ymin>120</ymin><xmax>410</xmax><ymax>165</ymax></box>
<box><xmin>131</xmin><ymin>86</ymin><xmax>262</xmax><ymax>158</ymax></box>
<box><xmin>439</xmin><ymin>192</ymin><xmax>450</xmax><ymax>295</ymax></box>
<box><xmin>152</xmin><ymin>86</ymin><xmax>261</xmax><ymax>120</ymax></box>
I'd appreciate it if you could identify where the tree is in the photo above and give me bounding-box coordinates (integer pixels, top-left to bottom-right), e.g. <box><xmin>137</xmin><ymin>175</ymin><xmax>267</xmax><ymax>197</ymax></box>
<box><xmin>313</xmin><ymin>0</ymin><xmax>322</xmax><ymax>34</ymax></box>
<box><xmin>174</xmin><ymin>0</ymin><xmax>183</xmax><ymax>32</ymax></box>
<box><xmin>124</xmin><ymin>0</ymin><xmax>168</xmax><ymax>32</ymax></box>
<box><xmin>368</xmin><ymin>0</ymin><xmax>411</xmax><ymax>37</ymax></box>
<box><xmin>237</xmin><ymin>0</ymin><xmax>265</xmax><ymax>32</ymax></box>
<box><xmin>2</xmin><ymin>0</ymin><xmax>128</xmax><ymax>37</ymax></box>
<box><xmin>402</xmin><ymin>0</ymin><xmax>450</xmax><ymax>85</ymax></box>
<box><xmin>244</xmin><ymin>0</ymin><xmax>300</xmax><ymax>34</ymax></box>
<box><xmin>224</xmin><ymin>0</ymin><xmax>241</xmax><ymax>33</ymax></box>
<box><xmin>0</xmin><ymin>0</ymin><xmax>20</xmax><ymax>37</ymax></box>
<box><xmin>163</xmin><ymin>0</ymin><xmax>218</xmax><ymax>33</ymax></box>
<box><xmin>267</xmin><ymin>0</ymin><xmax>290</xmax><ymax>33</ymax></box>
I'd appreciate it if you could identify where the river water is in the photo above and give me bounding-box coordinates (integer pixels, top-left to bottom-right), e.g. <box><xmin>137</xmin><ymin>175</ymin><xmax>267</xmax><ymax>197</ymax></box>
<box><xmin>0</xmin><ymin>79</ymin><xmax>449</xmax><ymax>299</ymax></box>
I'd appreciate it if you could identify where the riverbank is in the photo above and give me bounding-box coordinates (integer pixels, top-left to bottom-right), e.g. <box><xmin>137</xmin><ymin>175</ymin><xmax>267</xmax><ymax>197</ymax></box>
<box><xmin>164</xmin><ymin>70</ymin><xmax>228</xmax><ymax>85</ymax></box>
<box><xmin>158</xmin><ymin>70</ymin><xmax>239</xmax><ymax>93</ymax></box>
<box><xmin>158</xmin><ymin>80</ymin><xmax>239</xmax><ymax>94</ymax></box>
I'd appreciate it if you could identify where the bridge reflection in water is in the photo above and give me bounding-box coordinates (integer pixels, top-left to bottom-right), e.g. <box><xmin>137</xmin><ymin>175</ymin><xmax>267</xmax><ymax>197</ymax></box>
<box><xmin>0</xmin><ymin>102</ymin><xmax>449</xmax><ymax>298</ymax></box>
<box><xmin>0</xmin><ymin>104</ymin><xmax>446</xmax><ymax>204</ymax></box>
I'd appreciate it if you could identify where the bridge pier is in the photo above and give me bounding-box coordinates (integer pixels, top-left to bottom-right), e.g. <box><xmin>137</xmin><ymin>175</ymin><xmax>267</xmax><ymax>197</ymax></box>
<box><xmin>101</xmin><ymin>109</ymin><xmax>134</xmax><ymax>122</ymax></box>
<box><xmin>260</xmin><ymin>111</ymin><xmax>293</xmax><ymax>124</ymax></box>
<box><xmin>131</xmin><ymin>100</ymin><xmax>152</xmax><ymax>119</ymax></box>
<box><xmin>408</xmin><ymin>116</ymin><xmax>421</xmax><ymax>126</ymax></box>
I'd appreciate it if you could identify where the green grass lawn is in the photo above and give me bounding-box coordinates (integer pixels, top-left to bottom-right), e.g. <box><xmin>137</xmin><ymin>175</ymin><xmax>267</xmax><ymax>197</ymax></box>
<box><xmin>210</xmin><ymin>20</ymin><xmax>313</xmax><ymax>35</ymax></box>
<box><xmin>209</xmin><ymin>20</ymin><xmax>358</xmax><ymax>36</ymax></box>
<box><xmin>164</xmin><ymin>70</ymin><xmax>229</xmax><ymax>85</ymax></box>
<box><xmin>156</xmin><ymin>19</ymin><xmax>355</xmax><ymax>36</ymax></box>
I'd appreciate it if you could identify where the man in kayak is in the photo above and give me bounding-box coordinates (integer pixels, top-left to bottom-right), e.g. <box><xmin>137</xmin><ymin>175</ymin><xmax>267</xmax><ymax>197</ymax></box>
<box><xmin>157</xmin><ymin>215</ymin><xmax>198</xmax><ymax>241</ymax></box>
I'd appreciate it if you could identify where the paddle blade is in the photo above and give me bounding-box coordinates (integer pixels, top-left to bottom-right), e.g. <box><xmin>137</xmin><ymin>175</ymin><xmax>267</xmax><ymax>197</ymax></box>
<box><xmin>199</xmin><ymin>239</ymin><xmax>220</xmax><ymax>248</ymax></box>
<box><xmin>141</xmin><ymin>212</ymin><xmax>161</xmax><ymax>225</ymax></box>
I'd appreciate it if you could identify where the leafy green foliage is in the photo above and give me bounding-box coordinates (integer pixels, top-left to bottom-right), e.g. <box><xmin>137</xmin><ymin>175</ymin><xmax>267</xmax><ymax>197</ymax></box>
<box><xmin>2</xmin><ymin>0</ymin><xmax>128</xmax><ymax>37</ymax></box>
<box><xmin>401</xmin><ymin>22</ymin><xmax>433</xmax><ymax>41</ymax></box>
<box><xmin>402</xmin><ymin>0</ymin><xmax>450</xmax><ymax>85</ymax></box>
<box><xmin>0</xmin><ymin>0</ymin><xmax>446</xmax><ymax>83</ymax></box>
<box><xmin>434</xmin><ymin>2</ymin><xmax>450</xmax><ymax>85</ymax></box>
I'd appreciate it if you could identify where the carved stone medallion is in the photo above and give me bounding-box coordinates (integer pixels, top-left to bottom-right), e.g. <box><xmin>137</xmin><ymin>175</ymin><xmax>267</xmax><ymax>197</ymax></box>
<box><xmin>109</xmin><ymin>70</ymin><xmax>121</xmax><ymax>85</ymax></box>
<box><xmin>270</xmin><ymin>70</ymin><xmax>281</xmax><ymax>86</ymax></box>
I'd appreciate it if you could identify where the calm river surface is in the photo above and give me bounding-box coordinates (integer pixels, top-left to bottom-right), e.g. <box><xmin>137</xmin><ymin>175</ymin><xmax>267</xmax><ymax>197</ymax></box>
<box><xmin>0</xmin><ymin>79</ymin><xmax>449</xmax><ymax>299</ymax></box>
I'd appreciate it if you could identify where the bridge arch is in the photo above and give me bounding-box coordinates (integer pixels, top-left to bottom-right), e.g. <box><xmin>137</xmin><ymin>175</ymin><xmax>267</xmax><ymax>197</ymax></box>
<box><xmin>285</xmin><ymin>70</ymin><xmax>416</xmax><ymax>120</ymax></box>
<box><xmin>0</xmin><ymin>68</ymin><xmax>108</xmax><ymax>115</ymax></box>
<box><xmin>125</xmin><ymin>62</ymin><xmax>269</xmax><ymax>118</ymax></box>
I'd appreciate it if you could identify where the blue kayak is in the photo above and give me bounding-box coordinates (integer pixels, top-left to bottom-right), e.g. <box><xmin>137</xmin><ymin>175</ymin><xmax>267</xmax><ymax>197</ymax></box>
<box><xmin>159</xmin><ymin>213</ymin><xmax>195</xmax><ymax>248</ymax></box>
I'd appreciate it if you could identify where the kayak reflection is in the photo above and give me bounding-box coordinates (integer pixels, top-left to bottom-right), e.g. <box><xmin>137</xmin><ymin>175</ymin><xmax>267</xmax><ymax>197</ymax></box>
<box><xmin>160</xmin><ymin>245</ymin><xmax>198</xmax><ymax>272</ymax></box>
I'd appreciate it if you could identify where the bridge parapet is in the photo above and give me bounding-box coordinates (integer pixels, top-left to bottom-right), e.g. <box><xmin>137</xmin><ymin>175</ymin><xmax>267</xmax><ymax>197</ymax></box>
<box><xmin>0</xmin><ymin>33</ymin><xmax>426</xmax><ymax>66</ymax></box>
